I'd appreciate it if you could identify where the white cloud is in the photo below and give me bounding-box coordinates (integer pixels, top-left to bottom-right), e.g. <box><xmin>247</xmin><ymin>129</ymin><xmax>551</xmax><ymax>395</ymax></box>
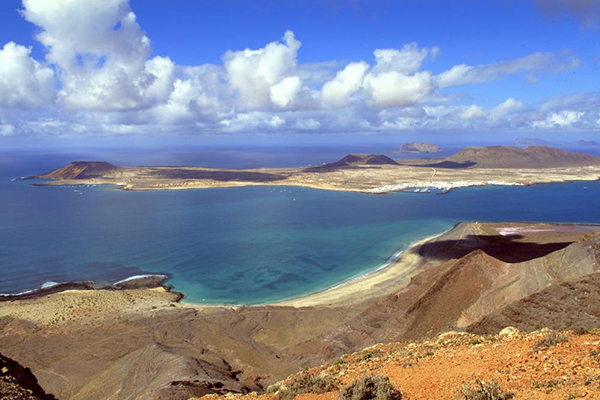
<box><xmin>0</xmin><ymin>123</ymin><xmax>16</xmax><ymax>136</ymax></box>
<box><xmin>321</xmin><ymin>61</ymin><xmax>369</xmax><ymax>107</ymax></box>
<box><xmin>152</xmin><ymin>64</ymin><xmax>230</xmax><ymax>124</ymax></box>
<box><xmin>372</xmin><ymin>43</ymin><xmax>439</xmax><ymax>74</ymax></box>
<box><xmin>294</xmin><ymin>118</ymin><xmax>321</xmax><ymax>130</ymax></box>
<box><xmin>436</xmin><ymin>51</ymin><xmax>580</xmax><ymax>88</ymax></box>
<box><xmin>0</xmin><ymin>0</ymin><xmax>594</xmax><ymax>137</ymax></box>
<box><xmin>268</xmin><ymin>116</ymin><xmax>286</xmax><ymax>128</ymax></box>
<box><xmin>363</xmin><ymin>71</ymin><xmax>435</xmax><ymax>107</ymax></box>
<box><xmin>270</xmin><ymin>76</ymin><xmax>302</xmax><ymax>108</ymax></box>
<box><xmin>490</xmin><ymin>98</ymin><xmax>525</xmax><ymax>119</ymax></box>
<box><xmin>0</xmin><ymin>42</ymin><xmax>55</xmax><ymax>108</ymax></box>
<box><xmin>223</xmin><ymin>30</ymin><xmax>303</xmax><ymax>109</ymax></box>
<box><xmin>21</xmin><ymin>0</ymin><xmax>175</xmax><ymax>111</ymax></box>
<box><xmin>460</xmin><ymin>105</ymin><xmax>486</xmax><ymax>120</ymax></box>
<box><xmin>532</xmin><ymin>110</ymin><xmax>584</xmax><ymax>128</ymax></box>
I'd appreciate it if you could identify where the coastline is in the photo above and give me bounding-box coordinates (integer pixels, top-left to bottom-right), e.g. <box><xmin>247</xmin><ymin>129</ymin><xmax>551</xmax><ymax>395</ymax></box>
<box><xmin>0</xmin><ymin>274</ymin><xmax>182</xmax><ymax>303</ymax></box>
<box><xmin>0</xmin><ymin>228</ymin><xmax>450</xmax><ymax>310</ymax></box>
<box><xmin>269</xmin><ymin>228</ymin><xmax>451</xmax><ymax>308</ymax></box>
<box><xmin>3</xmin><ymin>220</ymin><xmax>598</xmax><ymax>310</ymax></box>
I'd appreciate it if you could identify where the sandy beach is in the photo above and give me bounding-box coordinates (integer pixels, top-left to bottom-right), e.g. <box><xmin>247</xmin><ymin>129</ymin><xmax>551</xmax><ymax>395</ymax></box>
<box><xmin>272</xmin><ymin>232</ymin><xmax>447</xmax><ymax>307</ymax></box>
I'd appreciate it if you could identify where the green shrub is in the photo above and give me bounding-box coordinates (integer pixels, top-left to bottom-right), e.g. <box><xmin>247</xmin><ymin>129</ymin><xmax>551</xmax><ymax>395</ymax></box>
<box><xmin>533</xmin><ymin>332</ymin><xmax>569</xmax><ymax>352</ymax></box>
<box><xmin>459</xmin><ymin>379</ymin><xmax>514</xmax><ymax>400</ymax></box>
<box><xmin>276</xmin><ymin>372</ymin><xmax>338</xmax><ymax>400</ymax></box>
<box><xmin>338</xmin><ymin>375</ymin><xmax>402</xmax><ymax>400</ymax></box>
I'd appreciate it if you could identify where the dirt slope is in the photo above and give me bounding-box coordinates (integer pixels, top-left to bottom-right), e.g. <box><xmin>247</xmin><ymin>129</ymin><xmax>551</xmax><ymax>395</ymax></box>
<box><xmin>204</xmin><ymin>329</ymin><xmax>600</xmax><ymax>400</ymax></box>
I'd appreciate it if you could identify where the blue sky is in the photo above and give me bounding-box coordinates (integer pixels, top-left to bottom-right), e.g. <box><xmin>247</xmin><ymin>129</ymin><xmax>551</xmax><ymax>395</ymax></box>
<box><xmin>0</xmin><ymin>0</ymin><xmax>599</xmax><ymax>148</ymax></box>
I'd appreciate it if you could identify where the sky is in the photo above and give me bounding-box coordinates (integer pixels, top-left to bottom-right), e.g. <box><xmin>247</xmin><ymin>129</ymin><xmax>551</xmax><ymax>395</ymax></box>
<box><xmin>0</xmin><ymin>0</ymin><xmax>600</xmax><ymax>148</ymax></box>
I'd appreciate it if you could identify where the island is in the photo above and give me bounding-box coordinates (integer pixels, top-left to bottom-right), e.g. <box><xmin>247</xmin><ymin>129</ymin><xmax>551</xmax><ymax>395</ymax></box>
<box><xmin>33</xmin><ymin>145</ymin><xmax>600</xmax><ymax>193</ymax></box>
<box><xmin>396</xmin><ymin>142</ymin><xmax>442</xmax><ymax>154</ymax></box>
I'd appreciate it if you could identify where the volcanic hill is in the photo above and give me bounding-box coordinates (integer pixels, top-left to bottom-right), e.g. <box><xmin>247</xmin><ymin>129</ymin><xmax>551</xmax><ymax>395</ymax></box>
<box><xmin>305</xmin><ymin>154</ymin><xmax>399</xmax><ymax>171</ymax></box>
<box><xmin>443</xmin><ymin>145</ymin><xmax>600</xmax><ymax>169</ymax></box>
<box><xmin>38</xmin><ymin>161</ymin><xmax>120</xmax><ymax>180</ymax></box>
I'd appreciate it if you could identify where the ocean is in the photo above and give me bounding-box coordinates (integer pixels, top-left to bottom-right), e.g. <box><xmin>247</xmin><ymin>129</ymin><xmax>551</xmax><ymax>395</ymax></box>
<box><xmin>1</xmin><ymin>148</ymin><xmax>600</xmax><ymax>304</ymax></box>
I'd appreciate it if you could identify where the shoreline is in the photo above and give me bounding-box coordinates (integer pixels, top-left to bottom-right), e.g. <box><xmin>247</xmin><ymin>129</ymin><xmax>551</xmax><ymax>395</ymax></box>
<box><xmin>269</xmin><ymin>228</ymin><xmax>452</xmax><ymax>308</ymax></box>
<box><xmin>30</xmin><ymin>176</ymin><xmax>600</xmax><ymax>194</ymax></box>
<box><xmin>0</xmin><ymin>274</ymin><xmax>182</xmax><ymax>303</ymax></box>
<box><xmin>0</xmin><ymin>229</ymin><xmax>450</xmax><ymax>309</ymax></box>
<box><xmin>3</xmin><ymin>221</ymin><xmax>599</xmax><ymax>309</ymax></box>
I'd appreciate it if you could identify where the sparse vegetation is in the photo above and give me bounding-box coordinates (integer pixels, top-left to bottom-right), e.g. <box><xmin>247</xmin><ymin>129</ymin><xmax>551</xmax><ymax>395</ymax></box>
<box><xmin>275</xmin><ymin>372</ymin><xmax>338</xmax><ymax>400</ymax></box>
<box><xmin>458</xmin><ymin>379</ymin><xmax>514</xmax><ymax>400</ymax></box>
<box><xmin>334</xmin><ymin>358</ymin><xmax>347</xmax><ymax>366</ymax></box>
<box><xmin>360</xmin><ymin>350</ymin><xmax>382</xmax><ymax>361</ymax></box>
<box><xmin>532</xmin><ymin>332</ymin><xmax>569</xmax><ymax>352</ymax></box>
<box><xmin>361</xmin><ymin>352</ymin><xmax>375</xmax><ymax>361</ymax></box>
<box><xmin>533</xmin><ymin>379</ymin><xmax>565</xmax><ymax>394</ymax></box>
<box><xmin>573</xmin><ymin>327</ymin><xmax>590</xmax><ymax>335</ymax></box>
<box><xmin>339</xmin><ymin>375</ymin><xmax>402</xmax><ymax>400</ymax></box>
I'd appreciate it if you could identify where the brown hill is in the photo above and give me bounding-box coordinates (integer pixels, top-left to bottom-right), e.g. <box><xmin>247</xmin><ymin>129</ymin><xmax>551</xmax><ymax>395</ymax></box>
<box><xmin>280</xmin><ymin>225</ymin><xmax>600</xmax><ymax>367</ymax></box>
<box><xmin>444</xmin><ymin>145</ymin><xmax>600</xmax><ymax>168</ymax></box>
<box><xmin>306</xmin><ymin>154</ymin><xmax>399</xmax><ymax>172</ymax></box>
<box><xmin>38</xmin><ymin>161</ymin><xmax>120</xmax><ymax>180</ymax></box>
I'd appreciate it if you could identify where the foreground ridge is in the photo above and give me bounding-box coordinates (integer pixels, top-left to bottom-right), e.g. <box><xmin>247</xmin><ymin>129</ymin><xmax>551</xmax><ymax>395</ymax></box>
<box><xmin>203</xmin><ymin>328</ymin><xmax>600</xmax><ymax>400</ymax></box>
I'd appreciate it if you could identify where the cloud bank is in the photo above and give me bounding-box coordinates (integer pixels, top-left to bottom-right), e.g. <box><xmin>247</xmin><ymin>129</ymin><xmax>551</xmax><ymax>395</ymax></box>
<box><xmin>0</xmin><ymin>0</ymin><xmax>596</xmax><ymax>138</ymax></box>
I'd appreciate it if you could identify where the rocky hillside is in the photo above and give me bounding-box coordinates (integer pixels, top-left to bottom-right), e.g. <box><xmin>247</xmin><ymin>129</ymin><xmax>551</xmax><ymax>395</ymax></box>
<box><xmin>203</xmin><ymin>328</ymin><xmax>600</xmax><ymax>400</ymax></box>
<box><xmin>275</xmin><ymin>225</ymin><xmax>600</xmax><ymax>368</ymax></box>
<box><xmin>305</xmin><ymin>154</ymin><xmax>399</xmax><ymax>172</ymax></box>
<box><xmin>0</xmin><ymin>353</ymin><xmax>57</xmax><ymax>400</ymax></box>
<box><xmin>444</xmin><ymin>145</ymin><xmax>600</xmax><ymax>168</ymax></box>
<box><xmin>38</xmin><ymin>161</ymin><xmax>120</xmax><ymax>180</ymax></box>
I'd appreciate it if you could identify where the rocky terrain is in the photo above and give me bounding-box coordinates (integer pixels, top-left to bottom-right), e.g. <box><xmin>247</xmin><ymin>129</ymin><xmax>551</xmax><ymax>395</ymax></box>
<box><xmin>0</xmin><ymin>352</ymin><xmax>57</xmax><ymax>400</ymax></box>
<box><xmin>2</xmin><ymin>222</ymin><xmax>600</xmax><ymax>399</ymax></box>
<box><xmin>31</xmin><ymin>146</ymin><xmax>600</xmax><ymax>192</ymax></box>
<box><xmin>204</xmin><ymin>328</ymin><xmax>600</xmax><ymax>400</ymax></box>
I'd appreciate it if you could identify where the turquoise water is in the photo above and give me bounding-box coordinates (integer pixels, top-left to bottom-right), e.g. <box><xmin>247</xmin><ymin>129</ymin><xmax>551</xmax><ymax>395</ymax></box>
<box><xmin>2</xmin><ymin>153</ymin><xmax>600</xmax><ymax>304</ymax></box>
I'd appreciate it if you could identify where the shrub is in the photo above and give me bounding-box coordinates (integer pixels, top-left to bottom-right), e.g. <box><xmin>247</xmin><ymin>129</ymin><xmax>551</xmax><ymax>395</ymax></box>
<box><xmin>533</xmin><ymin>332</ymin><xmax>569</xmax><ymax>352</ymax></box>
<box><xmin>276</xmin><ymin>372</ymin><xmax>338</xmax><ymax>400</ymax></box>
<box><xmin>459</xmin><ymin>379</ymin><xmax>514</xmax><ymax>400</ymax></box>
<box><xmin>573</xmin><ymin>327</ymin><xmax>590</xmax><ymax>335</ymax></box>
<box><xmin>339</xmin><ymin>375</ymin><xmax>402</xmax><ymax>400</ymax></box>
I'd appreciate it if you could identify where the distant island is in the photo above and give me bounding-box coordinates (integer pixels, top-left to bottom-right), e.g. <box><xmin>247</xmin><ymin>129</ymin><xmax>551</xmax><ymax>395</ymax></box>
<box><xmin>33</xmin><ymin>145</ymin><xmax>600</xmax><ymax>194</ymax></box>
<box><xmin>394</xmin><ymin>142</ymin><xmax>442</xmax><ymax>154</ymax></box>
<box><xmin>514</xmin><ymin>138</ymin><xmax>600</xmax><ymax>147</ymax></box>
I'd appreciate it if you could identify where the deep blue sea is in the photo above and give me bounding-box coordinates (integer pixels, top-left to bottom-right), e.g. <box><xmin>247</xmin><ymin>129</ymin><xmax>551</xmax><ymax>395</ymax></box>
<box><xmin>1</xmin><ymin>147</ymin><xmax>600</xmax><ymax>304</ymax></box>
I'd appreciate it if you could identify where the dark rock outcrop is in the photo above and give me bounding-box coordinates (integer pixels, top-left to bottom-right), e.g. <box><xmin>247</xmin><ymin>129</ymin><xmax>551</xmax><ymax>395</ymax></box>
<box><xmin>0</xmin><ymin>353</ymin><xmax>57</xmax><ymax>400</ymax></box>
